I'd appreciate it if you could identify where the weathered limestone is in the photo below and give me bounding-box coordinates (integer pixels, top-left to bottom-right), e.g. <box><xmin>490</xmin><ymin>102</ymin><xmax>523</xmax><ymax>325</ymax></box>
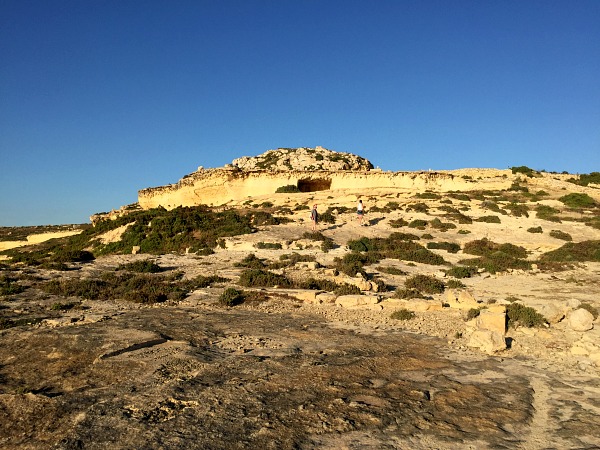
<box><xmin>445</xmin><ymin>289</ymin><xmax>480</xmax><ymax>310</ymax></box>
<box><xmin>476</xmin><ymin>306</ymin><xmax>507</xmax><ymax>335</ymax></box>
<box><xmin>335</xmin><ymin>294</ymin><xmax>380</xmax><ymax>309</ymax></box>
<box><xmin>568</xmin><ymin>308</ymin><xmax>595</xmax><ymax>331</ymax></box>
<box><xmin>468</xmin><ymin>330</ymin><xmax>507</xmax><ymax>354</ymax></box>
<box><xmin>135</xmin><ymin>147</ymin><xmax>514</xmax><ymax>210</ymax></box>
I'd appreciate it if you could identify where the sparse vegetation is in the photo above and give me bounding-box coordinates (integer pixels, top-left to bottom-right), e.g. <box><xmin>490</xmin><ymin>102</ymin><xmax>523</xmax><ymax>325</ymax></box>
<box><xmin>404</xmin><ymin>274</ymin><xmax>445</xmax><ymax>294</ymax></box>
<box><xmin>527</xmin><ymin>226</ymin><xmax>543</xmax><ymax>234</ymax></box>
<box><xmin>219</xmin><ymin>288</ymin><xmax>245</xmax><ymax>307</ymax></box>
<box><xmin>390</xmin><ymin>308</ymin><xmax>416</xmax><ymax>320</ymax></box>
<box><xmin>116</xmin><ymin>259</ymin><xmax>162</xmax><ymax>273</ymax></box>
<box><xmin>548</xmin><ymin>230</ymin><xmax>572</xmax><ymax>241</ymax></box>
<box><xmin>275</xmin><ymin>185</ymin><xmax>300</xmax><ymax>193</ymax></box>
<box><xmin>559</xmin><ymin>193</ymin><xmax>597</xmax><ymax>209</ymax></box>
<box><xmin>427</xmin><ymin>242</ymin><xmax>461</xmax><ymax>253</ymax></box>
<box><xmin>475</xmin><ymin>215</ymin><xmax>501</xmax><ymax>224</ymax></box>
<box><xmin>506</xmin><ymin>303</ymin><xmax>547</xmax><ymax>328</ymax></box>
<box><xmin>255</xmin><ymin>242</ymin><xmax>283</xmax><ymax>250</ymax></box>
<box><xmin>510</xmin><ymin>166</ymin><xmax>538</xmax><ymax>177</ymax></box>
<box><xmin>445</xmin><ymin>266</ymin><xmax>478</xmax><ymax>279</ymax></box>
<box><xmin>539</xmin><ymin>240</ymin><xmax>600</xmax><ymax>263</ymax></box>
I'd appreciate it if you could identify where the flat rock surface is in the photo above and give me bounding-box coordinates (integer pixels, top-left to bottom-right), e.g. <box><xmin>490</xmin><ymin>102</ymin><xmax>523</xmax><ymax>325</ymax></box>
<box><xmin>1</xmin><ymin>296</ymin><xmax>599</xmax><ymax>450</ymax></box>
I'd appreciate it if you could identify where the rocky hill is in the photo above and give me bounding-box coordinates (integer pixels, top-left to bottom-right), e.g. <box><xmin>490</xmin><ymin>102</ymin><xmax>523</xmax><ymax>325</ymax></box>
<box><xmin>231</xmin><ymin>146</ymin><xmax>374</xmax><ymax>171</ymax></box>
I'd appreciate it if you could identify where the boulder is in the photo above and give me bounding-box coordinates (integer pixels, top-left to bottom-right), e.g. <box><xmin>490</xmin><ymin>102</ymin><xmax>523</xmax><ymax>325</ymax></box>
<box><xmin>445</xmin><ymin>289</ymin><xmax>479</xmax><ymax>310</ymax></box>
<box><xmin>568</xmin><ymin>309</ymin><xmax>594</xmax><ymax>332</ymax></box>
<box><xmin>316</xmin><ymin>292</ymin><xmax>337</xmax><ymax>304</ymax></box>
<box><xmin>476</xmin><ymin>308</ymin><xmax>506</xmax><ymax>334</ymax></box>
<box><xmin>537</xmin><ymin>303</ymin><xmax>566</xmax><ymax>324</ymax></box>
<box><xmin>467</xmin><ymin>330</ymin><xmax>506</xmax><ymax>354</ymax></box>
<box><xmin>335</xmin><ymin>295</ymin><xmax>380</xmax><ymax>308</ymax></box>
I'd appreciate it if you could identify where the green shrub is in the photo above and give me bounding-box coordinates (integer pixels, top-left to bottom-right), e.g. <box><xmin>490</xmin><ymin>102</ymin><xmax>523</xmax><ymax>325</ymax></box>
<box><xmin>116</xmin><ymin>259</ymin><xmax>162</xmax><ymax>273</ymax></box>
<box><xmin>539</xmin><ymin>240</ymin><xmax>600</xmax><ymax>263</ymax></box>
<box><xmin>567</xmin><ymin>172</ymin><xmax>600</xmax><ymax>187</ymax></box>
<box><xmin>429</xmin><ymin>218</ymin><xmax>457</xmax><ymax>231</ymax></box>
<box><xmin>506</xmin><ymin>303</ymin><xmax>547</xmax><ymax>328</ymax></box>
<box><xmin>475</xmin><ymin>215</ymin><xmax>501</xmax><ymax>224</ymax></box>
<box><xmin>275</xmin><ymin>185</ymin><xmax>300</xmax><ymax>193</ymax></box>
<box><xmin>0</xmin><ymin>275</ymin><xmax>25</xmax><ymax>296</ymax></box>
<box><xmin>235</xmin><ymin>253</ymin><xmax>266</xmax><ymax>269</ymax></box>
<box><xmin>320</xmin><ymin>238</ymin><xmax>336</xmax><ymax>252</ymax></box>
<box><xmin>448</xmin><ymin>192</ymin><xmax>471</xmax><ymax>201</ymax></box>
<box><xmin>427</xmin><ymin>242</ymin><xmax>461</xmax><ymax>253</ymax></box>
<box><xmin>414</xmin><ymin>192</ymin><xmax>441</xmax><ymax>199</ymax></box>
<box><xmin>447</xmin><ymin>279</ymin><xmax>465</xmax><ymax>289</ymax></box>
<box><xmin>559</xmin><ymin>193</ymin><xmax>597</xmax><ymax>208</ymax></box>
<box><xmin>376</xmin><ymin>266</ymin><xmax>407</xmax><ymax>276</ymax></box>
<box><xmin>549</xmin><ymin>230</ymin><xmax>572</xmax><ymax>241</ymax></box>
<box><xmin>466</xmin><ymin>307</ymin><xmax>482</xmax><ymax>320</ymax></box>
<box><xmin>527</xmin><ymin>226</ymin><xmax>543</xmax><ymax>234</ymax></box>
<box><xmin>389</xmin><ymin>218</ymin><xmax>409</xmax><ymax>228</ymax></box>
<box><xmin>255</xmin><ymin>242</ymin><xmax>283</xmax><ymax>250</ymax></box>
<box><xmin>510</xmin><ymin>166</ymin><xmax>538</xmax><ymax>177</ymax></box>
<box><xmin>421</xmin><ymin>233</ymin><xmax>433</xmax><ymax>240</ymax></box>
<box><xmin>238</xmin><ymin>269</ymin><xmax>292</xmax><ymax>288</ymax></box>
<box><xmin>404</xmin><ymin>274</ymin><xmax>445</xmax><ymax>294</ymax></box>
<box><xmin>535</xmin><ymin>205</ymin><xmax>561</xmax><ymax>222</ymax></box>
<box><xmin>50</xmin><ymin>301</ymin><xmax>79</xmax><ymax>311</ymax></box>
<box><xmin>505</xmin><ymin>203</ymin><xmax>529</xmax><ymax>217</ymax></box>
<box><xmin>458</xmin><ymin>229</ymin><xmax>471</xmax><ymax>234</ymax></box>
<box><xmin>219</xmin><ymin>288</ymin><xmax>245</xmax><ymax>307</ymax></box>
<box><xmin>445</xmin><ymin>266</ymin><xmax>478</xmax><ymax>279</ymax></box>
<box><xmin>394</xmin><ymin>288</ymin><xmax>426</xmax><ymax>299</ymax></box>
<box><xmin>390</xmin><ymin>309</ymin><xmax>416</xmax><ymax>320</ymax></box>
<box><xmin>463</xmin><ymin>239</ymin><xmax>527</xmax><ymax>259</ymax></box>
<box><xmin>333</xmin><ymin>283</ymin><xmax>362</xmax><ymax>296</ymax></box>
<box><xmin>406</xmin><ymin>203</ymin><xmax>429</xmax><ymax>213</ymax></box>
<box><xmin>334</xmin><ymin>252</ymin><xmax>369</xmax><ymax>277</ymax></box>
<box><xmin>408</xmin><ymin>219</ymin><xmax>428</xmax><ymax>229</ymax></box>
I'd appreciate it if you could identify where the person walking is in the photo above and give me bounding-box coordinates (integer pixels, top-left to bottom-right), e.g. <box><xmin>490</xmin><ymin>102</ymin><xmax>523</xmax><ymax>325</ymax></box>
<box><xmin>310</xmin><ymin>204</ymin><xmax>319</xmax><ymax>231</ymax></box>
<box><xmin>357</xmin><ymin>199</ymin><xmax>365</xmax><ymax>226</ymax></box>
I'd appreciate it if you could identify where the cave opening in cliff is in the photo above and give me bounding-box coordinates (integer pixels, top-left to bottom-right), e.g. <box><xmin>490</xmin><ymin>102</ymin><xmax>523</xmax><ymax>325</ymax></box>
<box><xmin>297</xmin><ymin>178</ymin><xmax>332</xmax><ymax>192</ymax></box>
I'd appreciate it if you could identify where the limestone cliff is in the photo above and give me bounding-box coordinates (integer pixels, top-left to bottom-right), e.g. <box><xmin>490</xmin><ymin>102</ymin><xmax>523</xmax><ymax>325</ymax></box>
<box><xmin>130</xmin><ymin>147</ymin><xmax>590</xmax><ymax>212</ymax></box>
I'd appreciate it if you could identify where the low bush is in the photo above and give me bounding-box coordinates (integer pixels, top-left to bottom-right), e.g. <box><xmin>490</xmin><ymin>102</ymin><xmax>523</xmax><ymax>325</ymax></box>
<box><xmin>404</xmin><ymin>274</ymin><xmax>445</xmax><ymax>294</ymax></box>
<box><xmin>506</xmin><ymin>303</ymin><xmax>547</xmax><ymax>328</ymax></box>
<box><xmin>535</xmin><ymin>205</ymin><xmax>561</xmax><ymax>222</ymax></box>
<box><xmin>376</xmin><ymin>266</ymin><xmax>407</xmax><ymax>276</ymax></box>
<box><xmin>510</xmin><ymin>166</ymin><xmax>538</xmax><ymax>177</ymax></box>
<box><xmin>448</xmin><ymin>192</ymin><xmax>471</xmax><ymax>201</ymax></box>
<box><xmin>463</xmin><ymin>239</ymin><xmax>528</xmax><ymax>259</ymax></box>
<box><xmin>429</xmin><ymin>218</ymin><xmax>457</xmax><ymax>231</ymax></box>
<box><xmin>505</xmin><ymin>203</ymin><xmax>529</xmax><ymax>217</ymax></box>
<box><xmin>539</xmin><ymin>240</ymin><xmax>600</xmax><ymax>263</ymax></box>
<box><xmin>406</xmin><ymin>203</ymin><xmax>429</xmax><ymax>213</ymax></box>
<box><xmin>475</xmin><ymin>215</ymin><xmax>501</xmax><ymax>224</ymax></box>
<box><xmin>445</xmin><ymin>266</ymin><xmax>478</xmax><ymax>279</ymax></box>
<box><xmin>0</xmin><ymin>275</ymin><xmax>26</xmax><ymax>296</ymax></box>
<box><xmin>559</xmin><ymin>193</ymin><xmax>597</xmax><ymax>209</ymax></box>
<box><xmin>408</xmin><ymin>219</ymin><xmax>428</xmax><ymax>229</ymax></box>
<box><xmin>568</xmin><ymin>172</ymin><xmax>600</xmax><ymax>187</ymax></box>
<box><xmin>255</xmin><ymin>242</ymin><xmax>283</xmax><ymax>250</ymax></box>
<box><xmin>235</xmin><ymin>253</ymin><xmax>267</xmax><ymax>269</ymax></box>
<box><xmin>447</xmin><ymin>279</ymin><xmax>465</xmax><ymax>289</ymax></box>
<box><xmin>414</xmin><ymin>192</ymin><xmax>441</xmax><ymax>200</ymax></box>
<box><xmin>427</xmin><ymin>242</ymin><xmax>461</xmax><ymax>253</ymax></box>
<box><xmin>390</xmin><ymin>309</ymin><xmax>416</xmax><ymax>320</ymax></box>
<box><xmin>466</xmin><ymin>307</ymin><xmax>482</xmax><ymax>320</ymax></box>
<box><xmin>527</xmin><ymin>226</ymin><xmax>543</xmax><ymax>234</ymax></box>
<box><xmin>275</xmin><ymin>185</ymin><xmax>300</xmax><ymax>193</ymax></box>
<box><xmin>116</xmin><ymin>259</ymin><xmax>162</xmax><ymax>273</ymax></box>
<box><xmin>394</xmin><ymin>288</ymin><xmax>426</xmax><ymax>299</ymax></box>
<box><xmin>238</xmin><ymin>269</ymin><xmax>292</xmax><ymax>288</ymax></box>
<box><xmin>219</xmin><ymin>288</ymin><xmax>245</xmax><ymax>307</ymax></box>
<box><xmin>548</xmin><ymin>230</ymin><xmax>572</xmax><ymax>241</ymax></box>
<box><xmin>389</xmin><ymin>218</ymin><xmax>409</xmax><ymax>228</ymax></box>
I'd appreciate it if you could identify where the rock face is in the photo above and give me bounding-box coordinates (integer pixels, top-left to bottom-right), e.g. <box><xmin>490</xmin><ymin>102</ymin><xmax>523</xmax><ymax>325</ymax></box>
<box><xmin>232</xmin><ymin>146</ymin><xmax>374</xmax><ymax>172</ymax></box>
<box><xmin>136</xmin><ymin>145</ymin><xmax>516</xmax><ymax>211</ymax></box>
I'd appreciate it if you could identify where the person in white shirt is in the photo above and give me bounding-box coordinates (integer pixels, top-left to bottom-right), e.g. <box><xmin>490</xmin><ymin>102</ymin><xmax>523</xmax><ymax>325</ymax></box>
<box><xmin>357</xmin><ymin>199</ymin><xmax>364</xmax><ymax>226</ymax></box>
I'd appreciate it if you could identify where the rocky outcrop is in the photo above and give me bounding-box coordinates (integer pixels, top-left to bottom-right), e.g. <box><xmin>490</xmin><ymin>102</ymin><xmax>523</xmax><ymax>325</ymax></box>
<box><xmin>232</xmin><ymin>146</ymin><xmax>374</xmax><ymax>171</ymax></box>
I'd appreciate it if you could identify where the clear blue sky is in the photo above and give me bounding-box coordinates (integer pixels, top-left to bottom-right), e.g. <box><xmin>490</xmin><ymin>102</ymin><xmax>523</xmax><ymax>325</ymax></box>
<box><xmin>1</xmin><ymin>0</ymin><xmax>599</xmax><ymax>226</ymax></box>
